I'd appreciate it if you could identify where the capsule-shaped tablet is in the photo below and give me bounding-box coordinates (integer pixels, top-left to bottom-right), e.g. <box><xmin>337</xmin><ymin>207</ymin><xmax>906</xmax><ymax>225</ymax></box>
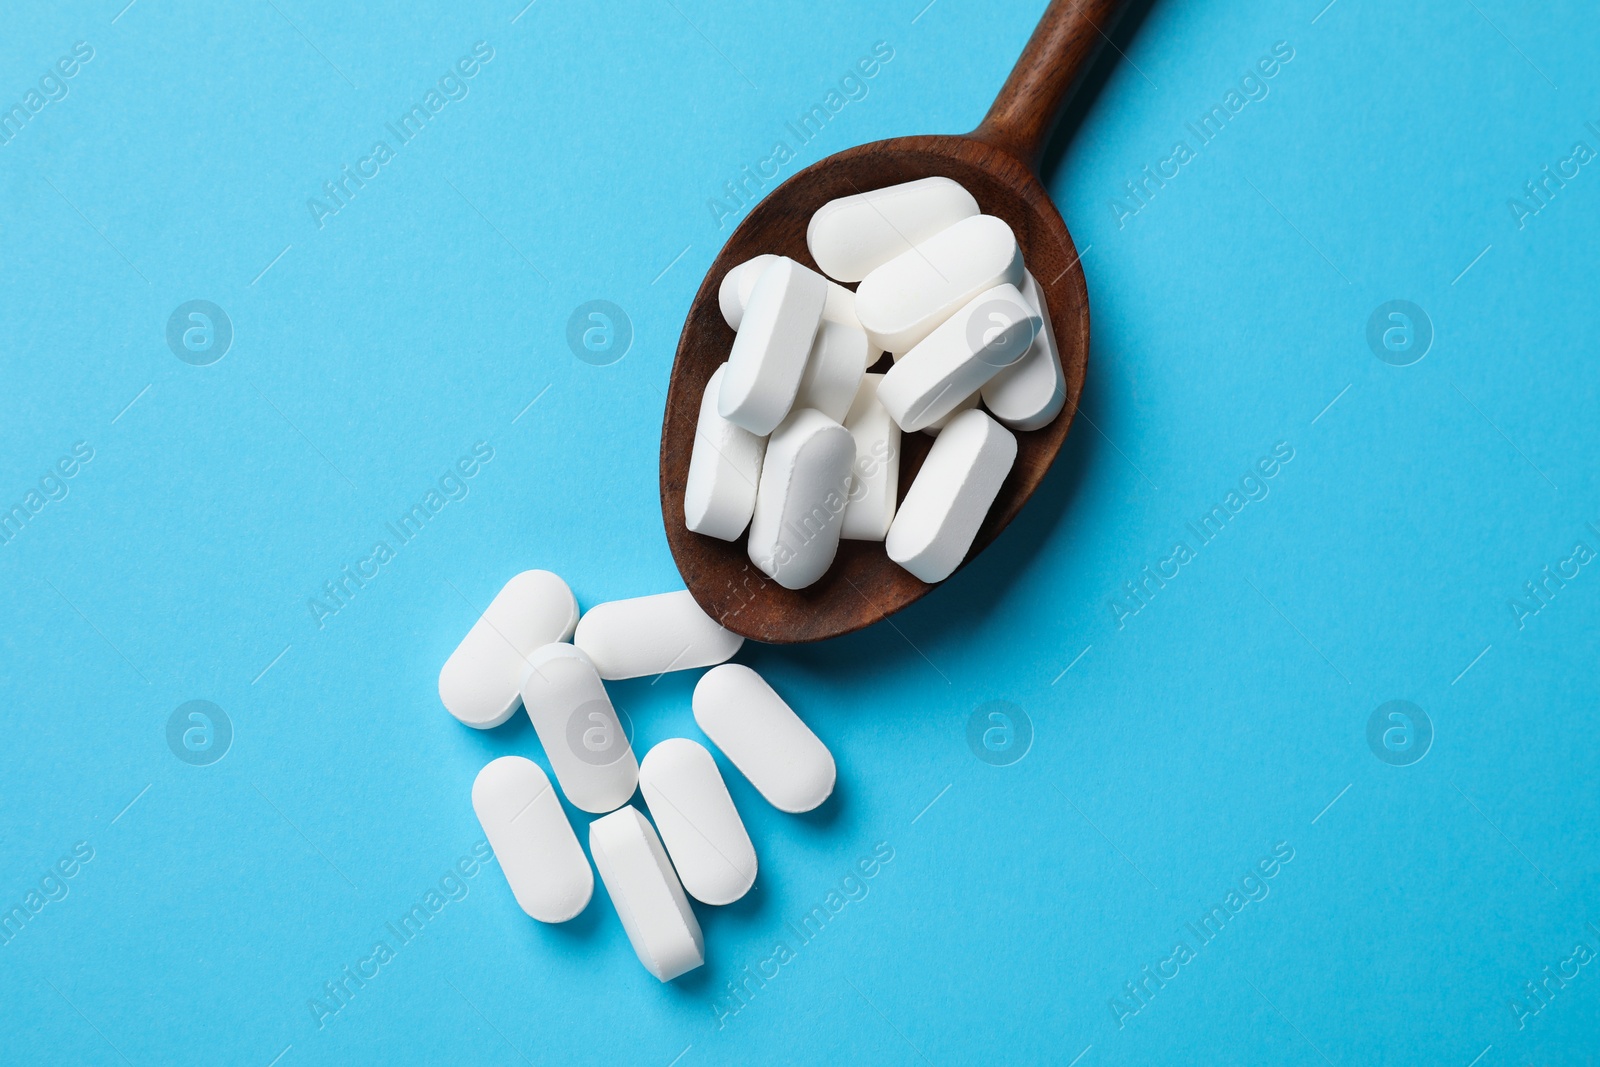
<box><xmin>718</xmin><ymin>254</ymin><xmax>777</xmax><ymax>330</ymax></box>
<box><xmin>877</xmin><ymin>283</ymin><xmax>1039</xmax><ymax>432</ymax></box>
<box><xmin>886</xmin><ymin>409</ymin><xmax>1017</xmax><ymax>583</ymax></box>
<box><xmin>520</xmin><ymin>644</ymin><xmax>638</xmax><ymax>813</ymax></box>
<box><xmin>889</xmin><ymin>352</ymin><xmax>983</xmax><ymax>435</ymax></box>
<box><xmin>573</xmin><ymin>590</ymin><xmax>743</xmax><ymax>680</ymax></box>
<box><xmin>718</xmin><ymin>257</ymin><xmax>827</xmax><ymax>435</ymax></box>
<box><xmin>438</xmin><ymin>570</ymin><xmax>579</xmax><ymax>729</ymax></box>
<box><xmin>746</xmin><ymin>409</ymin><xmax>855</xmax><ymax>590</ymax></box>
<box><xmin>982</xmin><ymin>271</ymin><xmax>1067</xmax><ymax>431</ymax></box>
<box><xmin>589</xmin><ymin>806</ymin><xmax>705</xmax><ymax>982</ymax></box>
<box><xmin>840</xmin><ymin>374</ymin><xmax>900</xmax><ymax>541</ymax></box>
<box><xmin>855</xmin><ymin>214</ymin><xmax>1023</xmax><ymax>355</ymax></box>
<box><xmin>719</xmin><ymin>255</ymin><xmax>860</xmax><ymax>331</ymax></box>
<box><xmin>806</xmin><ymin>177</ymin><xmax>981</xmax><ymax>283</ymax></box>
<box><xmin>693</xmin><ymin>664</ymin><xmax>835</xmax><ymax>813</ymax></box>
<box><xmin>472</xmin><ymin>756</ymin><xmax>592</xmax><ymax>922</ymax></box>
<box><xmin>684</xmin><ymin>365</ymin><xmax>766</xmax><ymax>541</ymax></box>
<box><xmin>639</xmin><ymin>739</ymin><xmax>756</xmax><ymax>905</ymax></box>
<box><xmin>794</xmin><ymin>320</ymin><xmax>871</xmax><ymax>423</ymax></box>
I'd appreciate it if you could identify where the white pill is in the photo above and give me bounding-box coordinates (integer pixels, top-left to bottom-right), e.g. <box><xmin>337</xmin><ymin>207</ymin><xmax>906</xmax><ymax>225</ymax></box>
<box><xmin>718</xmin><ymin>255</ymin><xmax>777</xmax><ymax>330</ymax></box>
<box><xmin>639</xmin><ymin>739</ymin><xmax>756</xmax><ymax>906</ymax></box>
<box><xmin>877</xmin><ymin>283</ymin><xmax>1039</xmax><ymax>433</ymax></box>
<box><xmin>684</xmin><ymin>365</ymin><xmax>767</xmax><ymax>541</ymax></box>
<box><xmin>886</xmin><ymin>408</ymin><xmax>1018</xmax><ymax>583</ymax></box>
<box><xmin>718</xmin><ymin>257</ymin><xmax>827</xmax><ymax>435</ymax></box>
<box><xmin>574</xmin><ymin>590</ymin><xmax>744</xmax><ymax>680</ymax></box>
<box><xmin>719</xmin><ymin>255</ymin><xmax>861</xmax><ymax>331</ymax></box>
<box><xmin>806</xmin><ymin>177</ymin><xmax>981</xmax><ymax>283</ymax></box>
<box><xmin>438</xmin><ymin>570</ymin><xmax>579</xmax><ymax>729</ymax></box>
<box><xmin>589</xmin><ymin>806</ymin><xmax>705</xmax><ymax>982</ymax></box>
<box><xmin>982</xmin><ymin>271</ymin><xmax>1067</xmax><ymax>431</ymax></box>
<box><xmin>471</xmin><ymin>756</ymin><xmax>592</xmax><ymax>923</ymax></box>
<box><xmin>855</xmin><ymin>214</ymin><xmax>1024</xmax><ymax>355</ymax></box>
<box><xmin>746</xmin><ymin>409</ymin><xmax>855</xmax><ymax>590</ymax></box>
<box><xmin>890</xmin><ymin>344</ymin><xmax>981</xmax><ymax>436</ymax></box>
<box><xmin>693</xmin><ymin>664</ymin><xmax>835</xmax><ymax>813</ymax></box>
<box><xmin>840</xmin><ymin>374</ymin><xmax>900</xmax><ymax>541</ymax></box>
<box><xmin>520</xmin><ymin>644</ymin><xmax>638</xmax><ymax>814</ymax></box>
<box><xmin>921</xmin><ymin>390</ymin><xmax>981</xmax><ymax>436</ymax></box>
<box><xmin>794</xmin><ymin>320</ymin><xmax>871</xmax><ymax>423</ymax></box>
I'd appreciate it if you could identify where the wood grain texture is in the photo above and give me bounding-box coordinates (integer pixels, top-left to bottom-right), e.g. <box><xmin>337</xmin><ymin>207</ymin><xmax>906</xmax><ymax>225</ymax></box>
<box><xmin>972</xmin><ymin>0</ymin><xmax>1131</xmax><ymax>168</ymax></box>
<box><xmin>659</xmin><ymin>0</ymin><xmax>1124</xmax><ymax>644</ymax></box>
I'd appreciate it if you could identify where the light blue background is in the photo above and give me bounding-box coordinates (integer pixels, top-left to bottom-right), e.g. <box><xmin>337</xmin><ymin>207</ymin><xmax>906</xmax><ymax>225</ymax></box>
<box><xmin>3</xmin><ymin>0</ymin><xmax>1598</xmax><ymax>1063</ymax></box>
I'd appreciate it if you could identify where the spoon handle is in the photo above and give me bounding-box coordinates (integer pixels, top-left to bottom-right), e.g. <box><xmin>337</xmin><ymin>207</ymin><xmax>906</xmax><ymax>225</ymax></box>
<box><xmin>971</xmin><ymin>0</ymin><xmax>1130</xmax><ymax>169</ymax></box>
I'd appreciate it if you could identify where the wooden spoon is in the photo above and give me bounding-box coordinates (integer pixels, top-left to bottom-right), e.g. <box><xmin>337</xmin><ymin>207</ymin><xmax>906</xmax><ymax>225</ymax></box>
<box><xmin>659</xmin><ymin>0</ymin><xmax>1127</xmax><ymax>644</ymax></box>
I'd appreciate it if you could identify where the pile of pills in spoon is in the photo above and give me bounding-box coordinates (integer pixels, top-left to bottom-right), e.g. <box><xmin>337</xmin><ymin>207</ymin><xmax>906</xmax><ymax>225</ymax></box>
<box><xmin>688</xmin><ymin>175</ymin><xmax>1066</xmax><ymax>586</ymax></box>
<box><xmin>443</xmin><ymin>177</ymin><xmax>1066</xmax><ymax>982</ymax></box>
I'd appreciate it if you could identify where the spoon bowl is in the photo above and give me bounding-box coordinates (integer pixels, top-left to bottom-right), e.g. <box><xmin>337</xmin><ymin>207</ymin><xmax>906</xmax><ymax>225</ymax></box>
<box><xmin>659</xmin><ymin>0</ymin><xmax>1125</xmax><ymax>644</ymax></box>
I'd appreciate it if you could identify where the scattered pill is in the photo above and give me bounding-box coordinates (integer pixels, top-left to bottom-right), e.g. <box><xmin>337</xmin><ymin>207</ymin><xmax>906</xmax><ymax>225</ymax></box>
<box><xmin>854</xmin><ymin>214</ymin><xmax>1023</xmax><ymax>355</ymax></box>
<box><xmin>519</xmin><ymin>644</ymin><xmax>638</xmax><ymax>814</ymax></box>
<box><xmin>684</xmin><ymin>365</ymin><xmax>767</xmax><ymax>541</ymax></box>
<box><xmin>981</xmin><ymin>271</ymin><xmax>1066</xmax><ymax>431</ymax></box>
<box><xmin>574</xmin><ymin>590</ymin><xmax>744</xmax><ymax>680</ymax></box>
<box><xmin>794</xmin><ymin>320</ymin><xmax>871</xmax><ymax>423</ymax></box>
<box><xmin>719</xmin><ymin>255</ymin><xmax>860</xmax><ymax>331</ymax></box>
<box><xmin>877</xmin><ymin>283</ymin><xmax>1038</xmax><ymax>432</ymax></box>
<box><xmin>718</xmin><ymin>257</ymin><xmax>827</xmax><ymax>434</ymax></box>
<box><xmin>439</xmin><ymin>570</ymin><xmax>579</xmax><ymax>729</ymax></box>
<box><xmin>746</xmin><ymin>408</ymin><xmax>856</xmax><ymax>590</ymax></box>
<box><xmin>589</xmin><ymin>806</ymin><xmax>705</xmax><ymax>981</ymax></box>
<box><xmin>639</xmin><ymin>738</ymin><xmax>757</xmax><ymax>906</ymax></box>
<box><xmin>472</xmin><ymin>756</ymin><xmax>592</xmax><ymax>923</ymax></box>
<box><xmin>806</xmin><ymin>176</ymin><xmax>981</xmax><ymax>283</ymax></box>
<box><xmin>886</xmin><ymin>408</ymin><xmax>1017</xmax><ymax>583</ymax></box>
<box><xmin>840</xmin><ymin>373</ymin><xmax>900</xmax><ymax>541</ymax></box>
<box><xmin>693</xmin><ymin>664</ymin><xmax>835</xmax><ymax>813</ymax></box>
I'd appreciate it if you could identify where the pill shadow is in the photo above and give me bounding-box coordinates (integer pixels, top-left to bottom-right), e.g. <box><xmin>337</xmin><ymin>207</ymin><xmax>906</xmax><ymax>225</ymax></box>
<box><xmin>541</xmin><ymin>886</ymin><xmax>608</xmax><ymax>943</ymax></box>
<box><xmin>916</xmin><ymin>373</ymin><xmax>1103</xmax><ymax>636</ymax></box>
<box><xmin>455</xmin><ymin>704</ymin><xmax>541</xmax><ymax>757</ymax></box>
<box><xmin>773</xmin><ymin>378</ymin><xmax>1103</xmax><ymax>687</ymax></box>
<box><xmin>654</xmin><ymin>879</ymin><xmax>771</xmax><ymax>999</ymax></box>
<box><xmin>1037</xmin><ymin>0</ymin><xmax>1164</xmax><ymax>196</ymax></box>
<box><xmin>784</xmin><ymin>775</ymin><xmax>846</xmax><ymax>834</ymax></box>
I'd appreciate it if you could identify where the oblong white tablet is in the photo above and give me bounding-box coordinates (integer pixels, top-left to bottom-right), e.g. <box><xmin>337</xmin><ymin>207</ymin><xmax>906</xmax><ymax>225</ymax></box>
<box><xmin>746</xmin><ymin>409</ymin><xmax>855</xmax><ymax>590</ymax></box>
<box><xmin>877</xmin><ymin>283</ymin><xmax>1039</xmax><ymax>432</ymax></box>
<box><xmin>639</xmin><ymin>739</ymin><xmax>756</xmax><ymax>906</ymax></box>
<box><xmin>693</xmin><ymin>664</ymin><xmax>835</xmax><ymax>813</ymax></box>
<box><xmin>720</xmin><ymin>255</ymin><xmax>860</xmax><ymax>331</ymax></box>
<box><xmin>794</xmin><ymin>320</ymin><xmax>871</xmax><ymax>423</ymax></box>
<box><xmin>719</xmin><ymin>255</ymin><xmax>778</xmax><ymax>329</ymax></box>
<box><xmin>888</xmin><ymin>352</ymin><xmax>982</xmax><ymax>436</ymax></box>
<box><xmin>438</xmin><ymin>570</ymin><xmax>579</xmax><ymax>729</ymax></box>
<box><xmin>718</xmin><ymin>257</ymin><xmax>827</xmax><ymax>434</ymax></box>
<box><xmin>590</xmin><ymin>806</ymin><xmax>705</xmax><ymax>982</ymax></box>
<box><xmin>806</xmin><ymin>177</ymin><xmax>981</xmax><ymax>283</ymax></box>
<box><xmin>854</xmin><ymin>214</ymin><xmax>1023</xmax><ymax>354</ymax></box>
<box><xmin>573</xmin><ymin>591</ymin><xmax>743</xmax><ymax>680</ymax></box>
<box><xmin>685</xmin><ymin>365</ymin><xmax>766</xmax><ymax>541</ymax></box>
<box><xmin>840</xmin><ymin>374</ymin><xmax>900</xmax><ymax>541</ymax></box>
<box><xmin>520</xmin><ymin>644</ymin><xmax>638</xmax><ymax>814</ymax></box>
<box><xmin>886</xmin><ymin>409</ymin><xmax>1018</xmax><ymax>583</ymax></box>
<box><xmin>472</xmin><ymin>756</ymin><xmax>592</xmax><ymax>923</ymax></box>
<box><xmin>982</xmin><ymin>271</ymin><xmax>1067</xmax><ymax>431</ymax></box>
